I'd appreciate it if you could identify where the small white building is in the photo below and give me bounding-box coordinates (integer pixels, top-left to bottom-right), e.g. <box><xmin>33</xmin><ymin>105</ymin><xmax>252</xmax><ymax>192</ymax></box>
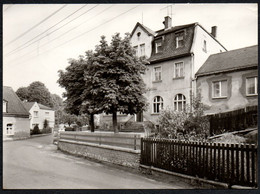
<box><xmin>23</xmin><ymin>102</ymin><xmax>55</xmax><ymax>130</ymax></box>
<box><xmin>3</xmin><ymin>86</ymin><xmax>30</xmax><ymax>140</ymax></box>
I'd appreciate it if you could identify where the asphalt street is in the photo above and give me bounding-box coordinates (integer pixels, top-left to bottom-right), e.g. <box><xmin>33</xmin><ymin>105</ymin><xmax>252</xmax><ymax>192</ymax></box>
<box><xmin>3</xmin><ymin>134</ymin><xmax>195</xmax><ymax>189</ymax></box>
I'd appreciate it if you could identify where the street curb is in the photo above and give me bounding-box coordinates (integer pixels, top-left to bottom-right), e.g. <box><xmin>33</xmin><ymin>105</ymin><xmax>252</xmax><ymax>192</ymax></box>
<box><xmin>30</xmin><ymin>133</ymin><xmax>52</xmax><ymax>138</ymax></box>
<box><xmin>139</xmin><ymin>164</ymin><xmax>230</xmax><ymax>189</ymax></box>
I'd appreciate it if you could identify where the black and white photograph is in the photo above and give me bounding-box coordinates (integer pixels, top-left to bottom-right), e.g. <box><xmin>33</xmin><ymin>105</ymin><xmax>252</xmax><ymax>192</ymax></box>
<box><xmin>2</xmin><ymin>3</ymin><xmax>258</xmax><ymax>190</ymax></box>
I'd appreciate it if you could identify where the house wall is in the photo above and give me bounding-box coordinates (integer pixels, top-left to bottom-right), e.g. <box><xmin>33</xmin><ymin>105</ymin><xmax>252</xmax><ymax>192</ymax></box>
<box><xmin>3</xmin><ymin>116</ymin><xmax>30</xmax><ymax>139</ymax></box>
<box><xmin>131</xmin><ymin>26</ymin><xmax>153</xmax><ymax>58</ymax></box>
<box><xmin>191</xmin><ymin>25</ymin><xmax>227</xmax><ymax>77</ymax></box>
<box><xmin>29</xmin><ymin>103</ymin><xmax>55</xmax><ymax>129</ymax></box>
<box><xmin>143</xmin><ymin>56</ymin><xmax>192</xmax><ymax>123</ymax></box>
<box><xmin>196</xmin><ymin>69</ymin><xmax>258</xmax><ymax>114</ymax></box>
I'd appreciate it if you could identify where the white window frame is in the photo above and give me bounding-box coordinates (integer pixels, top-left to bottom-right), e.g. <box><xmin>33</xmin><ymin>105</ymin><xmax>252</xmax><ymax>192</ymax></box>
<box><xmin>153</xmin><ymin>96</ymin><xmax>163</xmax><ymax>114</ymax></box>
<box><xmin>3</xmin><ymin>100</ymin><xmax>7</xmax><ymax>113</ymax></box>
<box><xmin>246</xmin><ymin>76</ymin><xmax>258</xmax><ymax>96</ymax></box>
<box><xmin>6</xmin><ymin>123</ymin><xmax>14</xmax><ymax>135</ymax></box>
<box><xmin>34</xmin><ymin>111</ymin><xmax>39</xmax><ymax>118</ymax></box>
<box><xmin>140</xmin><ymin>43</ymin><xmax>145</xmax><ymax>57</ymax></box>
<box><xmin>174</xmin><ymin>61</ymin><xmax>184</xmax><ymax>78</ymax></box>
<box><xmin>176</xmin><ymin>35</ymin><xmax>184</xmax><ymax>48</ymax></box>
<box><xmin>155</xmin><ymin>41</ymin><xmax>162</xmax><ymax>53</ymax></box>
<box><xmin>153</xmin><ymin>66</ymin><xmax>162</xmax><ymax>82</ymax></box>
<box><xmin>174</xmin><ymin>94</ymin><xmax>186</xmax><ymax>111</ymax></box>
<box><xmin>212</xmin><ymin>80</ymin><xmax>228</xmax><ymax>98</ymax></box>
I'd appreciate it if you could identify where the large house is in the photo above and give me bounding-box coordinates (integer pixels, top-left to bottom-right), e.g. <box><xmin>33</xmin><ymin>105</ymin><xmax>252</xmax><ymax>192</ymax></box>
<box><xmin>100</xmin><ymin>16</ymin><xmax>227</xmax><ymax>126</ymax></box>
<box><xmin>23</xmin><ymin>102</ymin><xmax>55</xmax><ymax>130</ymax></box>
<box><xmin>129</xmin><ymin>16</ymin><xmax>227</xmax><ymax>123</ymax></box>
<box><xmin>196</xmin><ymin>45</ymin><xmax>258</xmax><ymax>114</ymax></box>
<box><xmin>3</xmin><ymin>86</ymin><xmax>30</xmax><ymax>140</ymax></box>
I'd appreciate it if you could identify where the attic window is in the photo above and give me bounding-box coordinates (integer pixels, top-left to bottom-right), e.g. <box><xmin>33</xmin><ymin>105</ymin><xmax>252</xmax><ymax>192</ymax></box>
<box><xmin>155</xmin><ymin>41</ymin><xmax>162</xmax><ymax>53</ymax></box>
<box><xmin>137</xmin><ymin>32</ymin><xmax>141</xmax><ymax>37</ymax></box>
<box><xmin>176</xmin><ymin>33</ymin><xmax>184</xmax><ymax>48</ymax></box>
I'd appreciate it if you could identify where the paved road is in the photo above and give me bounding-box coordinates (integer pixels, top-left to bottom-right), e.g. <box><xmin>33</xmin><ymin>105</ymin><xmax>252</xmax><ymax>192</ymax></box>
<box><xmin>3</xmin><ymin>135</ymin><xmax>195</xmax><ymax>189</ymax></box>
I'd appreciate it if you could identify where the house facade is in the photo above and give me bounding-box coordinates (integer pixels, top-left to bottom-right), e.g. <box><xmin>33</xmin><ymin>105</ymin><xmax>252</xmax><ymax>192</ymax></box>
<box><xmin>130</xmin><ymin>16</ymin><xmax>227</xmax><ymax>123</ymax></box>
<box><xmin>23</xmin><ymin>102</ymin><xmax>55</xmax><ymax>130</ymax></box>
<box><xmin>3</xmin><ymin>86</ymin><xmax>30</xmax><ymax>140</ymax></box>
<box><xmin>196</xmin><ymin>45</ymin><xmax>258</xmax><ymax>114</ymax></box>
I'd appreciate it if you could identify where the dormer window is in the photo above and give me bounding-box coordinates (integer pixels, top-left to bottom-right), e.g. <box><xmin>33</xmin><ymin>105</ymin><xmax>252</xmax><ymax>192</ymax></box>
<box><xmin>176</xmin><ymin>33</ymin><xmax>184</xmax><ymax>48</ymax></box>
<box><xmin>155</xmin><ymin>41</ymin><xmax>162</xmax><ymax>53</ymax></box>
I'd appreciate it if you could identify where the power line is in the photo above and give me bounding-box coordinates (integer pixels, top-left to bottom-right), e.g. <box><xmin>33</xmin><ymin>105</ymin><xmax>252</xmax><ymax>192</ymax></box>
<box><xmin>6</xmin><ymin>5</ymin><xmax>141</xmax><ymax>68</ymax></box>
<box><xmin>5</xmin><ymin>5</ymin><xmax>114</xmax><ymax>65</ymax></box>
<box><xmin>4</xmin><ymin>4</ymin><xmax>67</xmax><ymax>47</ymax></box>
<box><xmin>4</xmin><ymin>4</ymin><xmax>90</xmax><ymax>56</ymax></box>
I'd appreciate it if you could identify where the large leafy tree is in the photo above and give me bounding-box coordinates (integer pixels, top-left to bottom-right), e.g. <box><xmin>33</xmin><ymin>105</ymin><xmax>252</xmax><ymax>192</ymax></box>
<box><xmin>83</xmin><ymin>33</ymin><xmax>148</xmax><ymax>132</ymax></box>
<box><xmin>16</xmin><ymin>81</ymin><xmax>54</xmax><ymax>107</ymax></box>
<box><xmin>58</xmin><ymin>33</ymin><xmax>148</xmax><ymax>133</ymax></box>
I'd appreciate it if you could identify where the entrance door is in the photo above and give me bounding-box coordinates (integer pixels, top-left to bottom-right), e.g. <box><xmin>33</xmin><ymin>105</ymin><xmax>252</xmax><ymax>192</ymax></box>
<box><xmin>136</xmin><ymin>111</ymin><xmax>143</xmax><ymax>122</ymax></box>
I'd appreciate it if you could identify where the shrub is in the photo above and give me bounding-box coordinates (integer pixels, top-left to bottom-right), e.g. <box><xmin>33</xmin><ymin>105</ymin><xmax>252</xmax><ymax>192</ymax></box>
<box><xmin>42</xmin><ymin>127</ymin><xmax>52</xmax><ymax>134</ymax></box>
<box><xmin>31</xmin><ymin>125</ymin><xmax>41</xmax><ymax>135</ymax></box>
<box><xmin>43</xmin><ymin>119</ymin><xmax>49</xmax><ymax>129</ymax></box>
<box><xmin>65</xmin><ymin>126</ymin><xmax>74</xmax><ymax>131</ymax></box>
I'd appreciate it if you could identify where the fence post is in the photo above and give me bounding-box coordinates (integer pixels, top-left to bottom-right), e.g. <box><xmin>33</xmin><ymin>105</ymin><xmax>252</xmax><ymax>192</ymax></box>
<box><xmin>134</xmin><ymin>135</ymin><xmax>136</xmax><ymax>150</ymax></box>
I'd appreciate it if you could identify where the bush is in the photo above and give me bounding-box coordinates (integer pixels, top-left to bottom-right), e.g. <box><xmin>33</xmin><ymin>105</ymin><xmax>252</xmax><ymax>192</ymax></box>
<box><xmin>65</xmin><ymin>126</ymin><xmax>74</xmax><ymax>131</ymax></box>
<box><xmin>43</xmin><ymin>119</ymin><xmax>49</xmax><ymax>129</ymax></box>
<box><xmin>42</xmin><ymin>127</ymin><xmax>52</xmax><ymax>134</ymax></box>
<box><xmin>31</xmin><ymin>125</ymin><xmax>41</xmax><ymax>135</ymax></box>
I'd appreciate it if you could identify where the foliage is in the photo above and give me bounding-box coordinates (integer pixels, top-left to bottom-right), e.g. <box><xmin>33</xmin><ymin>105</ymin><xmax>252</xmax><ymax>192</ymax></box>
<box><xmin>51</xmin><ymin>94</ymin><xmax>64</xmax><ymax>111</ymax></box>
<box><xmin>42</xmin><ymin>127</ymin><xmax>52</xmax><ymax>134</ymax></box>
<box><xmin>43</xmin><ymin>119</ymin><xmax>49</xmax><ymax>129</ymax></box>
<box><xmin>16</xmin><ymin>81</ymin><xmax>54</xmax><ymax>108</ymax></box>
<box><xmin>16</xmin><ymin>87</ymin><xmax>29</xmax><ymax>101</ymax></box>
<box><xmin>58</xmin><ymin>33</ymin><xmax>148</xmax><ymax>133</ymax></box>
<box><xmin>211</xmin><ymin>133</ymin><xmax>247</xmax><ymax>144</ymax></box>
<box><xmin>157</xmin><ymin>93</ymin><xmax>209</xmax><ymax>141</ymax></box>
<box><xmin>31</xmin><ymin>125</ymin><xmax>41</xmax><ymax>135</ymax></box>
<box><xmin>157</xmin><ymin>108</ymin><xmax>188</xmax><ymax>139</ymax></box>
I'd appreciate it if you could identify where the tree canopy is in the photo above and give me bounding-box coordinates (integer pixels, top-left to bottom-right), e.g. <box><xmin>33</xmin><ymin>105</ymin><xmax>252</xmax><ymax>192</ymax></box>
<box><xmin>16</xmin><ymin>81</ymin><xmax>54</xmax><ymax>108</ymax></box>
<box><xmin>58</xmin><ymin>33</ymin><xmax>148</xmax><ymax>132</ymax></box>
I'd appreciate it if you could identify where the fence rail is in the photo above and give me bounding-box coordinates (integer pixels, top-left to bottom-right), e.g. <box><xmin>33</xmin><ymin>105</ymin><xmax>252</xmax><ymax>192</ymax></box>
<box><xmin>140</xmin><ymin>138</ymin><xmax>257</xmax><ymax>187</ymax></box>
<box><xmin>59</xmin><ymin>132</ymin><xmax>141</xmax><ymax>150</ymax></box>
<box><xmin>209</xmin><ymin>105</ymin><xmax>258</xmax><ymax>135</ymax></box>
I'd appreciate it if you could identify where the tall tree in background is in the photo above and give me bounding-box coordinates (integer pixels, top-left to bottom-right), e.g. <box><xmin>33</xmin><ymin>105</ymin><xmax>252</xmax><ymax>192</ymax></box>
<box><xmin>16</xmin><ymin>87</ymin><xmax>29</xmax><ymax>101</ymax></box>
<box><xmin>16</xmin><ymin>81</ymin><xmax>54</xmax><ymax>107</ymax></box>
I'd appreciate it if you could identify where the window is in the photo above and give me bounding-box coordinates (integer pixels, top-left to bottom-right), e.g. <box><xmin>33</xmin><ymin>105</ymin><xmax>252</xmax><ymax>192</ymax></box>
<box><xmin>246</xmin><ymin>77</ymin><xmax>258</xmax><ymax>96</ymax></box>
<box><xmin>6</xmin><ymin>123</ymin><xmax>13</xmax><ymax>135</ymax></box>
<box><xmin>155</xmin><ymin>41</ymin><xmax>162</xmax><ymax>53</ymax></box>
<box><xmin>3</xmin><ymin>101</ymin><xmax>7</xmax><ymax>113</ymax></box>
<box><xmin>153</xmin><ymin>96</ymin><xmax>163</xmax><ymax>113</ymax></box>
<box><xmin>176</xmin><ymin>34</ymin><xmax>184</xmax><ymax>48</ymax></box>
<box><xmin>154</xmin><ymin>66</ymin><xmax>162</xmax><ymax>82</ymax></box>
<box><xmin>174</xmin><ymin>62</ymin><xmax>184</xmax><ymax>78</ymax></box>
<box><xmin>212</xmin><ymin>80</ymin><xmax>227</xmax><ymax>98</ymax></box>
<box><xmin>140</xmin><ymin>44</ymin><xmax>145</xmax><ymax>57</ymax></box>
<box><xmin>203</xmin><ymin>40</ymin><xmax>207</xmax><ymax>53</ymax></box>
<box><xmin>133</xmin><ymin>46</ymin><xmax>138</xmax><ymax>56</ymax></box>
<box><xmin>34</xmin><ymin>111</ymin><xmax>39</xmax><ymax>117</ymax></box>
<box><xmin>174</xmin><ymin>94</ymin><xmax>186</xmax><ymax>111</ymax></box>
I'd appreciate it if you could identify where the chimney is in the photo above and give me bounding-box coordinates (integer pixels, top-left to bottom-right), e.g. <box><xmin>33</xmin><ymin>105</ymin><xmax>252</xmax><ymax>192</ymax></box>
<box><xmin>163</xmin><ymin>16</ymin><xmax>172</xmax><ymax>30</ymax></box>
<box><xmin>211</xmin><ymin>26</ymin><xmax>217</xmax><ymax>38</ymax></box>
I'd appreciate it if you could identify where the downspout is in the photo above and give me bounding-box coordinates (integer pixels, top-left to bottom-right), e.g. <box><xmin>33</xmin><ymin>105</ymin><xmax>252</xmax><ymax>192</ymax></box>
<box><xmin>190</xmin><ymin>53</ymin><xmax>195</xmax><ymax>112</ymax></box>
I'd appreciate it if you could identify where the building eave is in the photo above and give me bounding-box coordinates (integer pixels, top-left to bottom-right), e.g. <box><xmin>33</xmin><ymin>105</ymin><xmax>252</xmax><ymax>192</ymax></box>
<box><xmin>149</xmin><ymin>53</ymin><xmax>192</xmax><ymax>64</ymax></box>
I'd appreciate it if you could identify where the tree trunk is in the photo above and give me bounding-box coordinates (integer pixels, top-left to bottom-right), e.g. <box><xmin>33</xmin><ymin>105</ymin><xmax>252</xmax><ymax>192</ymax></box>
<box><xmin>112</xmin><ymin>111</ymin><xmax>118</xmax><ymax>133</ymax></box>
<box><xmin>90</xmin><ymin>113</ymin><xmax>95</xmax><ymax>132</ymax></box>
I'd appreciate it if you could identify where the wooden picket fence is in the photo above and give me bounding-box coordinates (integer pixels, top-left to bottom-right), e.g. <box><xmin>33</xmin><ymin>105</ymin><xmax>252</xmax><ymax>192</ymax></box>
<box><xmin>209</xmin><ymin>106</ymin><xmax>258</xmax><ymax>135</ymax></box>
<box><xmin>140</xmin><ymin>138</ymin><xmax>258</xmax><ymax>187</ymax></box>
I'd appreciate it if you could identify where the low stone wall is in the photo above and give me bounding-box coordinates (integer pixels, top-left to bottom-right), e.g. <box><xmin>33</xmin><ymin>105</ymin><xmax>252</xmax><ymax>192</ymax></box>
<box><xmin>58</xmin><ymin>139</ymin><xmax>140</xmax><ymax>168</ymax></box>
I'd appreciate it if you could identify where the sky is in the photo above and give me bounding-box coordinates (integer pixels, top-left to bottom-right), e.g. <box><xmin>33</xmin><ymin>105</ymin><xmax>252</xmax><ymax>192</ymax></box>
<box><xmin>3</xmin><ymin>3</ymin><xmax>258</xmax><ymax>98</ymax></box>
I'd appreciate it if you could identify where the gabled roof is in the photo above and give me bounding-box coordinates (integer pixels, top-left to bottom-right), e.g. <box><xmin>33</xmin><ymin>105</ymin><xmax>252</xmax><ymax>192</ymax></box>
<box><xmin>38</xmin><ymin>103</ymin><xmax>53</xmax><ymax>110</ymax></box>
<box><xmin>196</xmin><ymin>45</ymin><xmax>258</xmax><ymax>77</ymax></box>
<box><xmin>3</xmin><ymin>86</ymin><xmax>30</xmax><ymax>117</ymax></box>
<box><xmin>23</xmin><ymin>101</ymin><xmax>53</xmax><ymax>111</ymax></box>
<box><xmin>149</xmin><ymin>23</ymin><xmax>196</xmax><ymax>63</ymax></box>
<box><xmin>130</xmin><ymin>22</ymin><xmax>156</xmax><ymax>37</ymax></box>
<box><xmin>23</xmin><ymin>102</ymin><xmax>35</xmax><ymax>112</ymax></box>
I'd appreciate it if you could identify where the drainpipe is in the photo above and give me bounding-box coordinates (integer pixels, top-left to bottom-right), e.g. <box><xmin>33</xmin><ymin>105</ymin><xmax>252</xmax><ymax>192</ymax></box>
<box><xmin>190</xmin><ymin>53</ymin><xmax>195</xmax><ymax>112</ymax></box>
